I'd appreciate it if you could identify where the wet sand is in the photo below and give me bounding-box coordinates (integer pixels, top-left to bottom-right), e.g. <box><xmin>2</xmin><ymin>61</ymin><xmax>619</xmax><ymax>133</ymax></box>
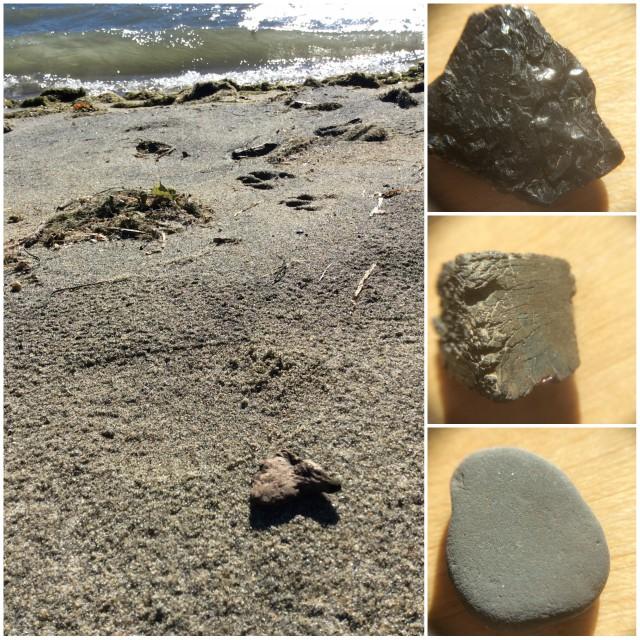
<box><xmin>4</xmin><ymin>78</ymin><xmax>424</xmax><ymax>634</ymax></box>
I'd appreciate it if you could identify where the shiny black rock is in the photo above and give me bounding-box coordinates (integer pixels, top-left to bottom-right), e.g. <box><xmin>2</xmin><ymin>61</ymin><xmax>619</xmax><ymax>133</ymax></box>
<box><xmin>428</xmin><ymin>5</ymin><xmax>624</xmax><ymax>205</ymax></box>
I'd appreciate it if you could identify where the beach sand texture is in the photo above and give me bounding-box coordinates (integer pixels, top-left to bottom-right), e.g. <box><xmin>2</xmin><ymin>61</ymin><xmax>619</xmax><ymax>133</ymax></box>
<box><xmin>4</xmin><ymin>80</ymin><xmax>424</xmax><ymax>634</ymax></box>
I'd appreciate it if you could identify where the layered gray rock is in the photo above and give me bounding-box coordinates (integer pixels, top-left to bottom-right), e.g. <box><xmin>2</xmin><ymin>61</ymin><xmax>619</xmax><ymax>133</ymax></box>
<box><xmin>435</xmin><ymin>251</ymin><xmax>579</xmax><ymax>401</ymax></box>
<box><xmin>447</xmin><ymin>447</ymin><xmax>609</xmax><ymax>630</ymax></box>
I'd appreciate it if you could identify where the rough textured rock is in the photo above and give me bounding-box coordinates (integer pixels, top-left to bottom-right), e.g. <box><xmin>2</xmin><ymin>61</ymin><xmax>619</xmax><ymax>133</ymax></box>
<box><xmin>250</xmin><ymin>451</ymin><xmax>341</xmax><ymax>507</ymax></box>
<box><xmin>435</xmin><ymin>251</ymin><xmax>579</xmax><ymax>401</ymax></box>
<box><xmin>447</xmin><ymin>448</ymin><xmax>609</xmax><ymax>630</ymax></box>
<box><xmin>428</xmin><ymin>5</ymin><xmax>624</xmax><ymax>205</ymax></box>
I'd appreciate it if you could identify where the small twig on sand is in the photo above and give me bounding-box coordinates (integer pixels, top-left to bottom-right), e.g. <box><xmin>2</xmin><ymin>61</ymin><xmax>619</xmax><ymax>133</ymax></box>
<box><xmin>102</xmin><ymin>226</ymin><xmax>152</xmax><ymax>237</ymax></box>
<box><xmin>352</xmin><ymin>263</ymin><xmax>377</xmax><ymax>309</ymax></box>
<box><xmin>155</xmin><ymin>236</ymin><xmax>239</xmax><ymax>267</ymax></box>
<box><xmin>212</xmin><ymin>237</ymin><xmax>241</xmax><ymax>246</ymax></box>
<box><xmin>50</xmin><ymin>276</ymin><xmax>131</xmax><ymax>296</ymax></box>
<box><xmin>155</xmin><ymin>147</ymin><xmax>175</xmax><ymax>162</ymax></box>
<box><xmin>229</xmin><ymin>134</ymin><xmax>260</xmax><ymax>154</ymax></box>
<box><xmin>319</xmin><ymin>262</ymin><xmax>334</xmax><ymax>282</ymax></box>
<box><xmin>234</xmin><ymin>201</ymin><xmax>259</xmax><ymax>217</ymax></box>
<box><xmin>93</xmin><ymin>186</ymin><xmax>125</xmax><ymax>196</ymax></box>
<box><xmin>20</xmin><ymin>246</ymin><xmax>41</xmax><ymax>263</ymax></box>
<box><xmin>273</xmin><ymin>258</ymin><xmax>288</xmax><ymax>284</ymax></box>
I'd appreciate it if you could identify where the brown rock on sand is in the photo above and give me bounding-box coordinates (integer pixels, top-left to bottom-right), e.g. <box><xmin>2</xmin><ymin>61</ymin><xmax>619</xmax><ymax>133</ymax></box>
<box><xmin>250</xmin><ymin>450</ymin><xmax>341</xmax><ymax>506</ymax></box>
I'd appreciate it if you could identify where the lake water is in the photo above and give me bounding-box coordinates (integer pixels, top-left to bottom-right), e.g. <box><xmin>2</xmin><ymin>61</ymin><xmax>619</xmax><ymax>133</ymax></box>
<box><xmin>4</xmin><ymin>2</ymin><xmax>424</xmax><ymax>98</ymax></box>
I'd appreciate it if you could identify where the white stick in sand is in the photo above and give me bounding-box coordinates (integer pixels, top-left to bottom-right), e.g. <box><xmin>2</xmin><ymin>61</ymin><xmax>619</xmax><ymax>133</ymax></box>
<box><xmin>352</xmin><ymin>262</ymin><xmax>377</xmax><ymax>305</ymax></box>
<box><xmin>370</xmin><ymin>196</ymin><xmax>385</xmax><ymax>217</ymax></box>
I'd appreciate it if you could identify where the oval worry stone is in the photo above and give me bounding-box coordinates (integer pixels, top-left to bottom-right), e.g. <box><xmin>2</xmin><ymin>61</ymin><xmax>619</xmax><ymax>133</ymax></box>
<box><xmin>446</xmin><ymin>448</ymin><xmax>609</xmax><ymax>630</ymax></box>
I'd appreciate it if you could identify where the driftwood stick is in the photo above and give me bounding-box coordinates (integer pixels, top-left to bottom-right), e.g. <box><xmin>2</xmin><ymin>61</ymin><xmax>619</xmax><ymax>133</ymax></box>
<box><xmin>319</xmin><ymin>262</ymin><xmax>334</xmax><ymax>282</ymax></box>
<box><xmin>352</xmin><ymin>263</ymin><xmax>377</xmax><ymax>306</ymax></box>
<box><xmin>272</xmin><ymin>258</ymin><xmax>288</xmax><ymax>284</ymax></box>
<box><xmin>50</xmin><ymin>276</ymin><xmax>131</xmax><ymax>296</ymax></box>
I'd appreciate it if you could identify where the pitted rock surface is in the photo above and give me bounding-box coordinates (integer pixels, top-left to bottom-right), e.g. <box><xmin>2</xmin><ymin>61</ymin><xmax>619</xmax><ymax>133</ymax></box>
<box><xmin>435</xmin><ymin>251</ymin><xmax>579</xmax><ymax>401</ymax></box>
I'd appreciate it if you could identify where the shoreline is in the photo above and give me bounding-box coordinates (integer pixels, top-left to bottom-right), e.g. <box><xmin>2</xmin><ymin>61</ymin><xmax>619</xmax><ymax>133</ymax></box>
<box><xmin>4</xmin><ymin>63</ymin><xmax>423</xmax><ymax>110</ymax></box>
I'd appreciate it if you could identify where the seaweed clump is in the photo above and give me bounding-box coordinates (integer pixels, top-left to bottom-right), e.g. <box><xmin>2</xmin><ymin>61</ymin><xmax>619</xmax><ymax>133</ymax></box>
<box><xmin>177</xmin><ymin>80</ymin><xmax>238</xmax><ymax>102</ymax></box>
<box><xmin>24</xmin><ymin>185</ymin><xmax>210</xmax><ymax>249</ymax></box>
<box><xmin>379</xmin><ymin>87</ymin><xmax>418</xmax><ymax>109</ymax></box>
<box><xmin>41</xmin><ymin>87</ymin><xmax>86</xmax><ymax>102</ymax></box>
<box><xmin>20</xmin><ymin>87</ymin><xmax>86</xmax><ymax>108</ymax></box>
<box><xmin>328</xmin><ymin>72</ymin><xmax>381</xmax><ymax>88</ymax></box>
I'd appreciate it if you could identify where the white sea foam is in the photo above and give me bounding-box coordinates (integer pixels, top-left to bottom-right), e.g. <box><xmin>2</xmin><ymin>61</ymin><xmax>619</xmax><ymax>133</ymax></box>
<box><xmin>4</xmin><ymin>50</ymin><xmax>422</xmax><ymax>99</ymax></box>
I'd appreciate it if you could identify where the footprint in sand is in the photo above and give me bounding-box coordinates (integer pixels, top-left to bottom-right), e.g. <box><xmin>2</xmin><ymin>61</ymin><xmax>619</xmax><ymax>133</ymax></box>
<box><xmin>237</xmin><ymin>170</ymin><xmax>294</xmax><ymax>190</ymax></box>
<box><xmin>279</xmin><ymin>194</ymin><xmax>320</xmax><ymax>211</ymax></box>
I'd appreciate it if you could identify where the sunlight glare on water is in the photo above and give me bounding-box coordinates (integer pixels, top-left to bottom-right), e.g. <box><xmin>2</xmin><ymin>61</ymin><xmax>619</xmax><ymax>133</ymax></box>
<box><xmin>4</xmin><ymin>2</ymin><xmax>424</xmax><ymax>99</ymax></box>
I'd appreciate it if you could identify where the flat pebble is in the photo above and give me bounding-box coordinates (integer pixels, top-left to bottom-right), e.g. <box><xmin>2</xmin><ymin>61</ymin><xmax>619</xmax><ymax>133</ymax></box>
<box><xmin>447</xmin><ymin>447</ymin><xmax>609</xmax><ymax>630</ymax></box>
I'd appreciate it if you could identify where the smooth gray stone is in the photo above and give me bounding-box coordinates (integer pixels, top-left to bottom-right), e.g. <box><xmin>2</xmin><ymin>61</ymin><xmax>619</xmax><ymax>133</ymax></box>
<box><xmin>435</xmin><ymin>251</ymin><xmax>579</xmax><ymax>401</ymax></box>
<box><xmin>447</xmin><ymin>448</ymin><xmax>609</xmax><ymax>631</ymax></box>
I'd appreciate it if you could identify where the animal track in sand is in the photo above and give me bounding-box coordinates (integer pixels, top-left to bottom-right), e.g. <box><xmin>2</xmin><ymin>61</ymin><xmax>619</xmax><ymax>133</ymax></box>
<box><xmin>134</xmin><ymin>140</ymin><xmax>174</xmax><ymax>159</ymax></box>
<box><xmin>237</xmin><ymin>170</ymin><xmax>295</xmax><ymax>190</ymax></box>
<box><xmin>279</xmin><ymin>194</ymin><xmax>320</xmax><ymax>211</ymax></box>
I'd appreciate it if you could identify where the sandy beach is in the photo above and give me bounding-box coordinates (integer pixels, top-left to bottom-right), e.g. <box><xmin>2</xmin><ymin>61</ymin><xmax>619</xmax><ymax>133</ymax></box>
<box><xmin>4</xmin><ymin>74</ymin><xmax>424</xmax><ymax>634</ymax></box>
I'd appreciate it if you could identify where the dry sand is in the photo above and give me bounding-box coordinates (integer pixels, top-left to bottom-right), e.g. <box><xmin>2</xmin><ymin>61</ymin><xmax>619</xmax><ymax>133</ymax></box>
<box><xmin>4</xmin><ymin>79</ymin><xmax>424</xmax><ymax>634</ymax></box>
